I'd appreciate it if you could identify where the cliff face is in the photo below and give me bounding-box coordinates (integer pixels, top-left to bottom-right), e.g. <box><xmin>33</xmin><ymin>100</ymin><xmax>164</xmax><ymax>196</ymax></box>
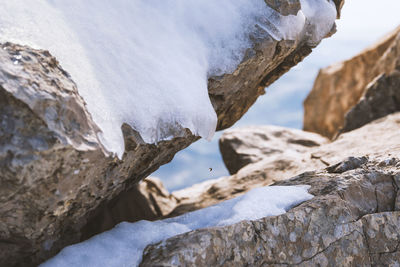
<box><xmin>303</xmin><ymin>25</ymin><xmax>400</xmax><ymax>139</ymax></box>
<box><xmin>0</xmin><ymin>1</ymin><xmax>344</xmax><ymax>266</ymax></box>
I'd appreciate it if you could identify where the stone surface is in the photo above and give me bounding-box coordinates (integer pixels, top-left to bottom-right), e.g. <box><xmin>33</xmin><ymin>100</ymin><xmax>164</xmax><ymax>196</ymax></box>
<box><xmin>80</xmin><ymin>177</ymin><xmax>178</xmax><ymax>241</ymax></box>
<box><xmin>303</xmin><ymin>26</ymin><xmax>400</xmax><ymax>139</ymax></box>
<box><xmin>0</xmin><ymin>2</ymin><xmax>344</xmax><ymax>265</ymax></box>
<box><xmin>340</xmin><ymin>70</ymin><xmax>400</xmax><ymax>135</ymax></box>
<box><xmin>168</xmin><ymin>112</ymin><xmax>400</xmax><ymax>218</ymax></box>
<box><xmin>264</xmin><ymin>0</ymin><xmax>301</xmax><ymax>16</ymax></box>
<box><xmin>219</xmin><ymin>125</ymin><xmax>328</xmax><ymax>174</ymax></box>
<box><xmin>141</xmin><ymin>156</ymin><xmax>400</xmax><ymax>266</ymax></box>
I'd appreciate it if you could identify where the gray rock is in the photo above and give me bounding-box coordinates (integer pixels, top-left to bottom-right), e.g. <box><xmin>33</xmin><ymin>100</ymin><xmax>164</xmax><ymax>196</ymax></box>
<box><xmin>141</xmin><ymin>156</ymin><xmax>400</xmax><ymax>266</ymax></box>
<box><xmin>340</xmin><ymin>70</ymin><xmax>400</xmax><ymax>134</ymax></box>
<box><xmin>81</xmin><ymin>177</ymin><xmax>178</xmax><ymax>240</ymax></box>
<box><xmin>219</xmin><ymin>125</ymin><xmax>328</xmax><ymax>174</ymax></box>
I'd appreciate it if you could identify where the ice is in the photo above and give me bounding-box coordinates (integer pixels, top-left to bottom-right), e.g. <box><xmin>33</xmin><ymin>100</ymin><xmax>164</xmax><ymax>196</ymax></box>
<box><xmin>300</xmin><ymin>0</ymin><xmax>338</xmax><ymax>45</ymax></box>
<box><xmin>41</xmin><ymin>185</ymin><xmax>313</xmax><ymax>267</ymax></box>
<box><xmin>0</xmin><ymin>1</ymin><xmax>336</xmax><ymax>157</ymax></box>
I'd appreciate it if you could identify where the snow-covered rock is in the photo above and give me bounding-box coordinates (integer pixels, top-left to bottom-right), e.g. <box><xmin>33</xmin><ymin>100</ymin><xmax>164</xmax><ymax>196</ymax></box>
<box><xmin>0</xmin><ymin>0</ymin><xmax>344</xmax><ymax>265</ymax></box>
<box><xmin>141</xmin><ymin>156</ymin><xmax>400</xmax><ymax>266</ymax></box>
<box><xmin>0</xmin><ymin>0</ymin><xmax>337</xmax><ymax>158</ymax></box>
<box><xmin>42</xmin><ymin>185</ymin><xmax>313</xmax><ymax>267</ymax></box>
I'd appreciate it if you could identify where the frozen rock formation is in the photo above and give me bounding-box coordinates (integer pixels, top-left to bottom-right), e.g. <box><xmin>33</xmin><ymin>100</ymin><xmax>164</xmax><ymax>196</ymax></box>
<box><xmin>304</xmin><ymin>25</ymin><xmax>400</xmax><ymax>139</ymax></box>
<box><xmin>0</xmin><ymin>42</ymin><xmax>198</xmax><ymax>267</ymax></box>
<box><xmin>1</xmin><ymin>0</ymin><xmax>338</xmax><ymax>157</ymax></box>
<box><xmin>0</xmin><ymin>1</ymin><xmax>344</xmax><ymax>265</ymax></box>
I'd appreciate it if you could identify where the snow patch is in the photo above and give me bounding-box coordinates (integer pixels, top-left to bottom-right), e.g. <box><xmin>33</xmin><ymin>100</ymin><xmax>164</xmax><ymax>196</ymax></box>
<box><xmin>41</xmin><ymin>185</ymin><xmax>313</xmax><ymax>267</ymax></box>
<box><xmin>0</xmin><ymin>1</ymin><xmax>336</xmax><ymax>157</ymax></box>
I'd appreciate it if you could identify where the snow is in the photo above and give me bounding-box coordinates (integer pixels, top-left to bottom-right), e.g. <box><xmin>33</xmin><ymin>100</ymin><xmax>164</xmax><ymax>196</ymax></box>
<box><xmin>0</xmin><ymin>1</ymin><xmax>336</xmax><ymax>158</ymax></box>
<box><xmin>41</xmin><ymin>185</ymin><xmax>313</xmax><ymax>267</ymax></box>
<box><xmin>300</xmin><ymin>0</ymin><xmax>337</xmax><ymax>45</ymax></box>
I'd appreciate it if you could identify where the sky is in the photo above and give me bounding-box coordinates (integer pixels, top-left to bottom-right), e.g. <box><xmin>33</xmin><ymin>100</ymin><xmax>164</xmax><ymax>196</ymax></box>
<box><xmin>153</xmin><ymin>0</ymin><xmax>400</xmax><ymax>191</ymax></box>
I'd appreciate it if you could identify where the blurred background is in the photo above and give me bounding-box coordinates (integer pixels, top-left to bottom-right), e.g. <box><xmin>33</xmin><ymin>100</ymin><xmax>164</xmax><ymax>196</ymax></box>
<box><xmin>153</xmin><ymin>0</ymin><xmax>400</xmax><ymax>191</ymax></box>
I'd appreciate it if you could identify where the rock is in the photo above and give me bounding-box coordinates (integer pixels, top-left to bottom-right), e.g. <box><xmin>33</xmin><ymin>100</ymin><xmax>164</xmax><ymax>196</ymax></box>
<box><xmin>141</xmin><ymin>156</ymin><xmax>400</xmax><ymax>266</ymax></box>
<box><xmin>340</xmin><ymin>70</ymin><xmax>400</xmax><ymax>134</ymax></box>
<box><xmin>0</xmin><ymin>1</ymin><xmax>344</xmax><ymax>265</ymax></box>
<box><xmin>219</xmin><ymin>125</ymin><xmax>328</xmax><ymax>174</ymax></box>
<box><xmin>80</xmin><ymin>177</ymin><xmax>178</xmax><ymax>241</ymax></box>
<box><xmin>264</xmin><ymin>0</ymin><xmax>301</xmax><ymax>16</ymax></box>
<box><xmin>303</xmin><ymin>26</ymin><xmax>400</xmax><ymax>139</ymax></box>
<box><xmin>168</xmin><ymin>112</ymin><xmax>400</xmax><ymax>217</ymax></box>
<box><xmin>209</xmin><ymin>0</ymin><xmax>343</xmax><ymax>131</ymax></box>
<box><xmin>0</xmin><ymin>43</ymin><xmax>198</xmax><ymax>267</ymax></box>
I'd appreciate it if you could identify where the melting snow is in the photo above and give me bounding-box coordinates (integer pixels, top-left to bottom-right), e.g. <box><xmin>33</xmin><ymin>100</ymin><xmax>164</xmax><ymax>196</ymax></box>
<box><xmin>41</xmin><ymin>185</ymin><xmax>313</xmax><ymax>267</ymax></box>
<box><xmin>0</xmin><ymin>1</ymin><xmax>336</xmax><ymax>158</ymax></box>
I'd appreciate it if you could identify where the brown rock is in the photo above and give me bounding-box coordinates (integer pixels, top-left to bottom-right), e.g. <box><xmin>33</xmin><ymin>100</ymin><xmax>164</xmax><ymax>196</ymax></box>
<box><xmin>141</xmin><ymin>156</ymin><xmax>400</xmax><ymax>266</ymax></box>
<box><xmin>303</xmin><ymin>25</ymin><xmax>400</xmax><ymax>139</ymax></box>
<box><xmin>0</xmin><ymin>1</ymin><xmax>344</xmax><ymax>265</ymax></box>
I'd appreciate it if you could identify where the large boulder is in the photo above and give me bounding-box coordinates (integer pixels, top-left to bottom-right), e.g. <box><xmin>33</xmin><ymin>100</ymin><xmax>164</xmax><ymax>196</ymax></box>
<box><xmin>303</xmin><ymin>25</ymin><xmax>400</xmax><ymax>139</ymax></box>
<box><xmin>0</xmin><ymin>1</ymin><xmax>344</xmax><ymax>265</ymax></box>
<box><xmin>0</xmin><ymin>42</ymin><xmax>199</xmax><ymax>267</ymax></box>
<box><xmin>141</xmin><ymin>156</ymin><xmax>400</xmax><ymax>266</ymax></box>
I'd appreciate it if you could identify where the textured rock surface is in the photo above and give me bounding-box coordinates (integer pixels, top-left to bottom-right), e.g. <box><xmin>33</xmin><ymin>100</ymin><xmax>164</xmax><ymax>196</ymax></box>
<box><xmin>141</xmin><ymin>156</ymin><xmax>400</xmax><ymax>266</ymax></box>
<box><xmin>80</xmin><ymin>177</ymin><xmax>178</xmax><ymax>241</ymax></box>
<box><xmin>219</xmin><ymin>125</ymin><xmax>328</xmax><ymax>174</ymax></box>
<box><xmin>340</xmin><ymin>70</ymin><xmax>400</xmax><ymax>135</ymax></box>
<box><xmin>304</xmin><ymin>25</ymin><xmax>400</xmax><ymax>139</ymax></box>
<box><xmin>167</xmin><ymin>112</ymin><xmax>400</xmax><ymax>217</ymax></box>
<box><xmin>0</xmin><ymin>2</ymin><xmax>344</xmax><ymax>265</ymax></box>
